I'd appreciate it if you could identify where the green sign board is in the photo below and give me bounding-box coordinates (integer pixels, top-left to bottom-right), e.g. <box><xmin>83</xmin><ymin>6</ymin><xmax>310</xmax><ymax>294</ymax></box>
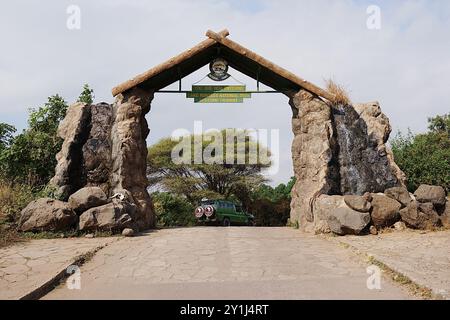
<box><xmin>186</xmin><ymin>85</ymin><xmax>251</xmax><ymax>103</ymax></box>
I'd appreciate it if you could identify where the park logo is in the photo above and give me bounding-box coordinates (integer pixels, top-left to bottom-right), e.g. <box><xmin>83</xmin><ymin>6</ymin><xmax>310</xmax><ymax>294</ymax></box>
<box><xmin>208</xmin><ymin>58</ymin><xmax>231</xmax><ymax>81</ymax></box>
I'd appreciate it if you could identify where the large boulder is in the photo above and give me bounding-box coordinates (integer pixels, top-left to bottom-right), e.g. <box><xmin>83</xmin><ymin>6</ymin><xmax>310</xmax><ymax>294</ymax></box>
<box><xmin>344</xmin><ymin>195</ymin><xmax>371</xmax><ymax>213</ymax></box>
<box><xmin>18</xmin><ymin>198</ymin><xmax>77</xmax><ymax>232</ymax></box>
<box><xmin>414</xmin><ymin>185</ymin><xmax>446</xmax><ymax>207</ymax></box>
<box><xmin>370</xmin><ymin>194</ymin><xmax>401</xmax><ymax>228</ymax></box>
<box><xmin>384</xmin><ymin>186</ymin><xmax>412</xmax><ymax>208</ymax></box>
<box><xmin>78</xmin><ymin>200</ymin><xmax>136</xmax><ymax>232</ymax></box>
<box><xmin>68</xmin><ymin>187</ymin><xmax>108</xmax><ymax>213</ymax></box>
<box><xmin>400</xmin><ymin>200</ymin><xmax>441</xmax><ymax>230</ymax></box>
<box><xmin>327</xmin><ymin>207</ymin><xmax>371</xmax><ymax>235</ymax></box>
<box><xmin>312</xmin><ymin>195</ymin><xmax>346</xmax><ymax>234</ymax></box>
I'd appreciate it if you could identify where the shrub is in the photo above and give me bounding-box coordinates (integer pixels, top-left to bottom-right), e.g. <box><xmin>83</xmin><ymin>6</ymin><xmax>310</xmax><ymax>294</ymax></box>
<box><xmin>152</xmin><ymin>192</ymin><xmax>196</xmax><ymax>227</ymax></box>
<box><xmin>391</xmin><ymin>114</ymin><xmax>450</xmax><ymax>192</ymax></box>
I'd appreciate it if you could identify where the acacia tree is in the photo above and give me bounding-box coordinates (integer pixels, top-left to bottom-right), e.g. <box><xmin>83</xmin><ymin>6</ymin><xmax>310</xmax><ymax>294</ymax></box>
<box><xmin>147</xmin><ymin>129</ymin><xmax>272</xmax><ymax>204</ymax></box>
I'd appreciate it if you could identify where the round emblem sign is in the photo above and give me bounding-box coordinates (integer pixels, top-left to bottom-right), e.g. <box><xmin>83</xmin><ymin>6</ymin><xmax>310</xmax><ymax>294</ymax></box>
<box><xmin>208</xmin><ymin>58</ymin><xmax>230</xmax><ymax>81</ymax></box>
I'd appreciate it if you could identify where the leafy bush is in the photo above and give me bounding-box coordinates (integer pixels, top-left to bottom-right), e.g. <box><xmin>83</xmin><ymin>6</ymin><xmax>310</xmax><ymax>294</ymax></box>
<box><xmin>391</xmin><ymin>114</ymin><xmax>450</xmax><ymax>192</ymax></box>
<box><xmin>152</xmin><ymin>192</ymin><xmax>196</xmax><ymax>227</ymax></box>
<box><xmin>247</xmin><ymin>177</ymin><xmax>295</xmax><ymax>226</ymax></box>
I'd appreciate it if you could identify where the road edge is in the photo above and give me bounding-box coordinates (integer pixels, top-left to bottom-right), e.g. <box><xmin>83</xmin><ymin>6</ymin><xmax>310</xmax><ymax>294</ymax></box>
<box><xmin>325</xmin><ymin>236</ymin><xmax>445</xmax><ymax>300</ymax></box>
<box><xmin>19</xmin><ymin>239</ymin><xmax>119</xmax><ymax>300</ymax></box>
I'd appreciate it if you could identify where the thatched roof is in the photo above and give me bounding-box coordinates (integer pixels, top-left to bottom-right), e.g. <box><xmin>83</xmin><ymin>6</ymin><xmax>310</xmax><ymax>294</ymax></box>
<box><xmin>111</xmin><ymin>29</ymin><xmax>335</xmax><ymax>101</ymax></box>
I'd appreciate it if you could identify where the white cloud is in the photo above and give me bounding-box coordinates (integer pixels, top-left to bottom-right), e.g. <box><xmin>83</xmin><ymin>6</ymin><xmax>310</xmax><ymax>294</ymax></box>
<box><xmin>0</xmin><ymin>0</ymin><xmax>449</xmax><ymax>185</ymax></box>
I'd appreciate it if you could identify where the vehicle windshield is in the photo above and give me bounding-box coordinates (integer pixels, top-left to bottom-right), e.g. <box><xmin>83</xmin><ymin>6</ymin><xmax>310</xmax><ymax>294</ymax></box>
<box><xmin>200</xmin><ymin>200</ymin><xmax>215</xmax><ymax>205</ymax></box>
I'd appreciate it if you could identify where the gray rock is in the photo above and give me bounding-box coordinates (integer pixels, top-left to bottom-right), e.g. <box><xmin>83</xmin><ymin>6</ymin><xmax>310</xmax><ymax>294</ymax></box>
<box><xmin>68</xmin><ymin>187</ymin><xmax>108</xmax><ymax>213</ymax></box>
<box><xmin>18</xmin><ymin>198</ymin><xmax>77</xmax><ymax>232</ymax></box>
<box><xmin>122</xmin><ymin>228</ymin><xmax>135</xmax><ymax>237</ymax></box>
<box><xmin>441</xmin><ymin>201</ymin><xmax>450</xmax><ymax>229</ymax></box>
<box><xmin>313</xmin><ymin>195</ymin><xmax>345</xmax><ymax>221</ymax></box>
<box><xmin>85</xmin><ymin>233</ymin><xmax>95</xmax><ymax>238</ymax></box>
<box><xmin>327</xmin><ymin>207</ymin><xmax>371</xmax><ymax>235</ymax></box>
<box><xmin>82</xmin><ymin>103</ymin><xmax>113</xmax><ymax>191</ymax></box>
<box><xmin>344</xmin><ymin>195</ymin><xmax>371</xmax><ymax>212</ymax></box>
<box><xmin>384</xmin><ymin>186</ymin><xmax>412</xmax><ymax>207</ymax></box>
<box><xmin>333</xmin><ymin>103</ymin><xmax>401</xmax><ymax>195</ymax></box>
<box><xmin>393</xmin><ymin>221</ymin><xmax>407</xmax><ymax>231</ymax></box>
<box><xmin>414</xmin><ymin>185</ymin><xmax>446</xmax><ymax>207</ymax></box>
<box><xmin>370</xmin><ymin>194</ymin><xmax>402</xmax><ymax>228</ymax></box>
<box><xmin>49</xmin><ymin>103</ymin><xmax>91</xmax><ymax>200</ymax></box>
<box><xmin>79</xmin><ymin>201</ymin><xmax>134</xmax><ymax>232</ymax></box>
<box><xmin>399</xmin><ymin>200</ymin><xmax>441</xmax><ymax>230</ymax></box>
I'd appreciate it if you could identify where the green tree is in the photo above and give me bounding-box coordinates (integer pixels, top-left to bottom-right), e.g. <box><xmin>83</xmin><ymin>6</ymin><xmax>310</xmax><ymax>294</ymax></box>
<box><xmin>248</xmin><ymin>177</ymin><xmax>295</xmax><ymax>226</ymax></box>
<box><xmin>428</xmin><ymin>113</ymin><xmax>450</xmax><ymax>135</ymax></box>
<box><xmin>1</xmin><ymin>95</ymin><xmax>68</xmax><ymax>186</ymax></box>
<box><xmin>0</xmin><ymin>123</ymin><xmax>16</xmax><ymax>153</ymax></box>
<box><xmin>147</xmin><ymin>130</ymin><xmax>271</xmax><ymax>204</ymax></box>
<box><xmin>391</xmin><ymin>114</ymin><xmax>450</xmax><ymax>192</ymax></box>
<box><xmin>77</xmin><ymin>84</ymin><xmax>94</xmax><ymax>105</ymax></box>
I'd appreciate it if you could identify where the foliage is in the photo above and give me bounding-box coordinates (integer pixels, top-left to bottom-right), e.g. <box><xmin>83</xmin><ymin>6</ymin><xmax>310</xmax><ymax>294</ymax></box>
<box><xmin>77</xmin><ymin>84</ymin><xmax>95</xmax><ymax>105</ymax></box>
<box><xmin>247</xmin><ymin>177</ymin><xmax>295</xmax><ymax>226</ymax></box>
<box><xmin>0</xmin><ymin>123</ymin><xmax>16</xmax><ymax>152</ymax></box>
<box><xmin>428</xmin><ymin>113</ymin><xmax>450</xmax><ymax>135</ymax></box>
<box><xmin>252</xmin><ymin>177</ymin><xmax>295</xmax><ymax>203</ymax></box>
<box><xmin>147</xmin><ymin>130</ymin><xmax>271</xmax><ymax>204</ymax></box>
<box><xmin>0</xmin><ymin>95</ymin><xmax>68</xmax><ymax>186</ymax></box>
<box><xmin>152</xmin><ymin>192</ymin><xmax>196</xmax><ymax>227</ymax></box>
<box><xmin>0</xmin><ymin>85</ymin><xmax>95</xmax><ymax>188</ymax></box>
<box><xmin>391</xmin><ymin>114</ymin><xmax>450</xmax><ymax>192</ymax></box>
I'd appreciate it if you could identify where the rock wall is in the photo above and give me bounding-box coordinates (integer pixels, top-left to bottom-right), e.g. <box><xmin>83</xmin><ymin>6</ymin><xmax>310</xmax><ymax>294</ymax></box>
<box><xmin>48</xmin><ymin>88</ymin><xmax>155</xmax><ymax>232</ymax></box>
<box><xmin>289</xmin><ymin>90</ymin><xmax>406</xmax><ymax>232</ymax></box>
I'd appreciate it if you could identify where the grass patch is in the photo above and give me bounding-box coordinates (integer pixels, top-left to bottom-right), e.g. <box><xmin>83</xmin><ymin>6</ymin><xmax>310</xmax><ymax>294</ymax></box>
<box><xmin>325</xmin><ymin>79</ymin><xmax>351</xmax><ymax>105</ymax></box>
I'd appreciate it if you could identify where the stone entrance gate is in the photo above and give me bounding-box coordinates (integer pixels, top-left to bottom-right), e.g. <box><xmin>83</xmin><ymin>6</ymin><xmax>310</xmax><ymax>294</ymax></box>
<box><xmin>48</xmin><ymin>29</ymin><xmax>405</xmax><ymax>233</ymax></box>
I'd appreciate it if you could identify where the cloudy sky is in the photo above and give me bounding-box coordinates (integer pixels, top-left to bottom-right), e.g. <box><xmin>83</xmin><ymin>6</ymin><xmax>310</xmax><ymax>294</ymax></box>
<box><xmin>1</xmin><ymin>0</ymin><xmax>449</xmax><ymax>185</ymax></box>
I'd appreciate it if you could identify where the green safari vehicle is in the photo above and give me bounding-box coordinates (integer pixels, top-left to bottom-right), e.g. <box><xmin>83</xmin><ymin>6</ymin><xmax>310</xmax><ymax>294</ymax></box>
<box><xmin>194</xmin><ymin>199</ymin><xmax>255</xmax><ymax>226</ymax></box>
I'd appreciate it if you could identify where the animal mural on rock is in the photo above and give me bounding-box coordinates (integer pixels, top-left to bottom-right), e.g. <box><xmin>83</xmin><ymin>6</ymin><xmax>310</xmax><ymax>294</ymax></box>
<box><xmin>17</xmin><ymin>29</ymin><xmax>449</xmax><ymax>235</ymax></box>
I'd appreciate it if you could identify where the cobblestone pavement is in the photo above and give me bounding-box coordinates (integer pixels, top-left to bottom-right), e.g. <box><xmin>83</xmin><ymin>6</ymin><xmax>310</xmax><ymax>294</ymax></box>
<box><xmin>0</xmin><ymin>237</ymin><xmax>117</xmax><ymax>299</ymax></box>
<box><xmin>43</xmin><ymin>227</ymin><xmax>411</xmax><ymax>300</ymax></box>
<box><xmin>329</xmin><ymin>229</ymin><xmax>450</xmax><ymax>299</ymax></box>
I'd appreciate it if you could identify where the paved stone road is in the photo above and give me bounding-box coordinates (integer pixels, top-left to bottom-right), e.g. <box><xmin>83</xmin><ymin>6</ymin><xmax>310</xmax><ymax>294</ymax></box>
<box><xmin>331</xmin><ymin>230</ymin><xmax>450</xmax><ymax>299</ymax></box>
<box><xmin>0</xmin><ymin>237</ymin><xmax>117</xmax><ymax>299</ymax></box>
<box><xmin>43</xmin><ymin>227</ymin><xmax>411</xmax><ymax>300</ymax></box>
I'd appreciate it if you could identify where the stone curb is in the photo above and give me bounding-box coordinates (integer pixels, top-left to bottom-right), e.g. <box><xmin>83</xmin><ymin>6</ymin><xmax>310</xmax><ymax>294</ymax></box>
<box><xmin>325</xmin><ymin>236</ymin><xmax>447</xmax><ymax>300</ymax></box>
<box><xmin>19</xmin><ymin>239</ymin><xmax>120</xmax><ymax>300</ymax></box>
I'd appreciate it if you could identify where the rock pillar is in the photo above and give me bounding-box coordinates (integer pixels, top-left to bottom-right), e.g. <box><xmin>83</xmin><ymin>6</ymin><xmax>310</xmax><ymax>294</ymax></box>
<box><xmin>110</xmin><ymin>88</ymin><xmax>155</xmax><ymax>230</ymax></box>
<box><xmin>289</xmin><ymin>90</ymin><xmax>339</xmax><ymax>232</ymax></box>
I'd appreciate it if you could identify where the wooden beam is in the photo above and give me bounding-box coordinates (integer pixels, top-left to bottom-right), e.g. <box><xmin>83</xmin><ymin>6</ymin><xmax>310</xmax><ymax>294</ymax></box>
<box><xmin>205</xmin><ymin>30</ymin><xmax>335</xmax><ymax>101</ymax></box>
<box><xmin>111</xmin><ymin>29</ymin><xmax>230</xmax><ymax>97</ymax></box>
